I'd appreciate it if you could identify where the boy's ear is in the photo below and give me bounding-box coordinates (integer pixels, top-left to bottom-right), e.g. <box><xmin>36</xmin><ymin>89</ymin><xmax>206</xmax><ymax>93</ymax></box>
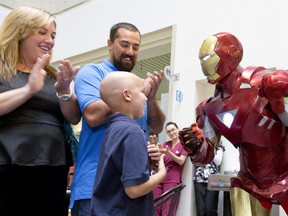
<box><xmin>123</xmin><ymin>89</ymin><xmax>132</xmax><ymax>102</ymax></box>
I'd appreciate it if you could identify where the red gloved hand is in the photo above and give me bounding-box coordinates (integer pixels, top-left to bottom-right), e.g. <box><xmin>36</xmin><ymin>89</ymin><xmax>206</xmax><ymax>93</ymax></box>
<box><xmin>179</xmin><ymin>123</ymin><xmax>204</xmax><ymax>155</ymax></box>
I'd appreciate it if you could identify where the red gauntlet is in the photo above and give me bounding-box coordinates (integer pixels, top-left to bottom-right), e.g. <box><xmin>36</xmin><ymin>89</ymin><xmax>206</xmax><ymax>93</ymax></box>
<box><xmin>261</xmin><ymin>70</ymin><xmax>288</xmax><ymax>114</ymax></box>
<box><xmin>179</xmin><ymin>123</ymin><xmax>204</xmax><ymax>155</ymax></box>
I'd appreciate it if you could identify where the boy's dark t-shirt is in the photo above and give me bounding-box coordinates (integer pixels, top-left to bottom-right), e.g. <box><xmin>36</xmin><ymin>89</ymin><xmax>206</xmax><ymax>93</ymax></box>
<box><xmin>91</xmin><ymin>113</ymin><xmax>154</xmax><ymax>216</ymax></box>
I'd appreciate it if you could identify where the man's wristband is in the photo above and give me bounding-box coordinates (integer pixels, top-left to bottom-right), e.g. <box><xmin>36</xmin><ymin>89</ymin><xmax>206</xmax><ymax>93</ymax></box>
<box><xmin>56</xmin><ymin>88</ymin><xmax>73</xmax><ymax>101</ymax></box>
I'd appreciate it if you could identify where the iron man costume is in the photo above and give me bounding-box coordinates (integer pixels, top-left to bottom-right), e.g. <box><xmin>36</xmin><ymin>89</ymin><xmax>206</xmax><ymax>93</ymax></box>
<box><xmin>179</xmin><ymin>32</ymin><xmax>288</xmax><ymax>215</ymax></box>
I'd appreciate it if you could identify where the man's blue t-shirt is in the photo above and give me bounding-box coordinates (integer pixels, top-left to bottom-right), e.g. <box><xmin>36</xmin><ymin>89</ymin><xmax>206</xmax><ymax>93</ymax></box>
<box><xmin>91</xmin><ymin>114</ymin><xmax>154</xmax><ymax>216</ymax></box>
<box><xmin>69</xmin><ymin>60</ymin><xmax>149</xmax><ymax>208</ymax></box>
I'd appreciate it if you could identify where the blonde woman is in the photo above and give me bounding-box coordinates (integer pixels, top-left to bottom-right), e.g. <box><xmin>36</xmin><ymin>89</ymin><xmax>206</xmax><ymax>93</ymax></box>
<box><xmin>0</xmin><ymin>6</ymin><xmax>80</xmax><ymax>216</ymax></box>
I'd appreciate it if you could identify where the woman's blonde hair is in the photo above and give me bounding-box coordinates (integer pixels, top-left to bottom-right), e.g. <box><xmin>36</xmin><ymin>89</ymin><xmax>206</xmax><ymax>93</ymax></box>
<box><xmin>0</xmin><ymin>6</ymin><xmax>57</xmax><ymax>81</ymax></box>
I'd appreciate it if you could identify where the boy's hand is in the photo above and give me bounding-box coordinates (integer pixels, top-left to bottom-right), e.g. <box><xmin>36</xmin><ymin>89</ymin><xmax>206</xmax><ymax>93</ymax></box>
<box><xmin>147</xmin><ymin>143</ymin><xmax>161</xmax><ymax>161</ymax></box>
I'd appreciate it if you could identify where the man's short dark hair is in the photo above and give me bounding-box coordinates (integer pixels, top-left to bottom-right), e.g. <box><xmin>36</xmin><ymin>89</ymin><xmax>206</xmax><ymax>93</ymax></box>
<box><xmin>149</xmin><ymin>131</ymin><xmax>158</xmax><ymax>137</ymax></box>
<box><xmin>109</xmin><ymin>22</ymin><xmax>141</xmax><ymax>42</ymax></box>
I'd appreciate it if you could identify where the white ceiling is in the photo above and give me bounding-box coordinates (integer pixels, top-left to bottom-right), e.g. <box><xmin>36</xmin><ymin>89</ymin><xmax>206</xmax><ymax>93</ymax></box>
<box><xmin>0</xmin><ymin>0</ymin><xmax>90</xmax><ymax>15</ymax></box>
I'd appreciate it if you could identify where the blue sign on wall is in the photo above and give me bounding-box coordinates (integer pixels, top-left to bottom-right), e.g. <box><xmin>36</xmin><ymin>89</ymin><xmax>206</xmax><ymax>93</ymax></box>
<box><xmin>176</xmin><ymin>90</ymin><xmax>183</xmax><ymax>102</ymax></box>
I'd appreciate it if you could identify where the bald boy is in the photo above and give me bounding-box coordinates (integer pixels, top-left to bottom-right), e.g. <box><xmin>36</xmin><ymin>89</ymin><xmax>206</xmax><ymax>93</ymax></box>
<box><xmin>100</xmin><ymin>72</ymin><xmax>147</xmax><ymax>119</ymax></box>
<box><xmin>91</xmin><ymin>72</ymin><xmax>166</xmax><ymax>216</ymax></box>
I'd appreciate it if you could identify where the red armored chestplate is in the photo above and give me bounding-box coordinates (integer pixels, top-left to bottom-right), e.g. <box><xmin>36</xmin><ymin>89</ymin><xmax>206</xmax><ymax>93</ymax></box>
<box><xmin>204</xmin><ymin>84</ymin><xmax>288</xmax><ymax>208</ymax></box>
<box><xmin>204</xmin><ymin>86</ymin><xmax>284</xmax><ymax>148</ymax></box>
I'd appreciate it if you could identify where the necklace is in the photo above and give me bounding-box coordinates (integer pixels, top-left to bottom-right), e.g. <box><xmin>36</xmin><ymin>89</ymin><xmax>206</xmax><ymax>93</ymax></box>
<box><xmin>16</xmin><ymin>64</ymin><xmax>32</xmax><ymax>73</ymax></box>
<box><xmin>18</xmin><ymin>69</ymin><xmax>31</xmax><ymax>73</ymax></box>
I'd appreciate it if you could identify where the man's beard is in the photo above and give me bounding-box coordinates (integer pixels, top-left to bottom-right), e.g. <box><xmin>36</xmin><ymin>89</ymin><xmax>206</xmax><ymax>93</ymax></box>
<box><xmin>113</xmin><ymin>55</ymin><xmax>136</xmax><ymax>72</ymax></box>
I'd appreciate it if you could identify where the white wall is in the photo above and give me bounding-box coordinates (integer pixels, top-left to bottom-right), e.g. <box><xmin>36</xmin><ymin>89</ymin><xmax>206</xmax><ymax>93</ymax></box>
<box><xmin>0</xmin><ymin>6</ymin><xmax>11</xmax><ymax>23</ymax></box>
<box><xmin>52</xmin><ymin>0</ymin><xmax>176</xmax><ymax>61</ymax></box>
<box><xmin>53</xmin><ymin>0</ymin><xmax>288</xmax><ymax>70</ymax></box>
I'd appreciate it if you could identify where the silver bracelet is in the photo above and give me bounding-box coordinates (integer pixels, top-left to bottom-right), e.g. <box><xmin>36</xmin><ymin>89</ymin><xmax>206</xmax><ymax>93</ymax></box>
<box><xmin>56</xmin><ymin>87</ymin><xmax>73</xmax><ymax>101</ymax></box>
